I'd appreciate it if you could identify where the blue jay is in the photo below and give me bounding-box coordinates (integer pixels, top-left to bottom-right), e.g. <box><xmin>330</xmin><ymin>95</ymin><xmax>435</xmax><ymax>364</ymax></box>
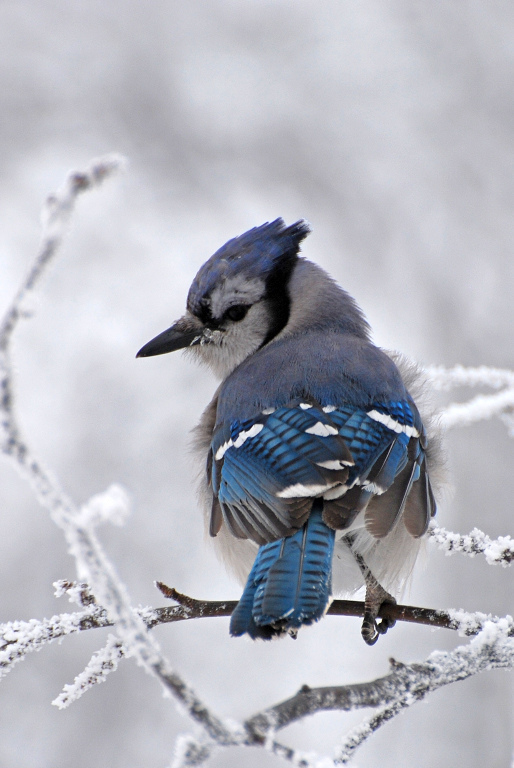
<box><xmin>137</xmin><ymin>220</ymin><xmax>438</xmax><ymax>644</ymax></box>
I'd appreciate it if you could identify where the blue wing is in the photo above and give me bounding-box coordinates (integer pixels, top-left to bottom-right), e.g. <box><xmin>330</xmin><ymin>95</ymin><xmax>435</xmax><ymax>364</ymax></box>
<box><xmin>209</xmin><ymin>398</ymin><xmax>435</xmax><ymax>545</ymax></box>
<box><xmin>326</xmin><ymin>400</ymin><xmax>435</xmax><ymax>537</ymax></box>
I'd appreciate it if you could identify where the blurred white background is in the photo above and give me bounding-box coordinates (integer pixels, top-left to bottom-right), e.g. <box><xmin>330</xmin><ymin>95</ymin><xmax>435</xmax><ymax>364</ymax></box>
<box><xmin>0</xmin><ymin>2</ymin><xmax>513</xmax><ymax>766</ymax></box>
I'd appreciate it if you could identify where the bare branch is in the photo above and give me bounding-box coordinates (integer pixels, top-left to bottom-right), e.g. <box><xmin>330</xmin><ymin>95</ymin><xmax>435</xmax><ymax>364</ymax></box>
<box><xmin>0</xmin><ymin>578</ymin><xmax>497</xmax><ymax>699</ymax></box>
<box><xmin>154</xmin><ymin>584</ymin><xmax>485</xmax><ymax>634</ymax></box>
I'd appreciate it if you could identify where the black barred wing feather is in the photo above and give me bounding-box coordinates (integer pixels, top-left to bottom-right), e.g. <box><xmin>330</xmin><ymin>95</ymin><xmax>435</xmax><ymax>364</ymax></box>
<box><xmin>210</xmin><ymin>399</ymin><xmax>436</xmax><ymax>546</ymax></box>
<box><xmin>325</xmin><ymin>400</ymin><xmax>436</xmax><ymax>537</ymax></box>
<box><xmin>211</xmin><ymin>404</ymin><xmax>353</xmax><ymax>544</ymax></box>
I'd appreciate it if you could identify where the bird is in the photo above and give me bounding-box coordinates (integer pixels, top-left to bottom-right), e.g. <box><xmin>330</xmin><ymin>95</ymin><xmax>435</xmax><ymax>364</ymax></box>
<box><xmin>137</xmin><ymin>219</ymin><xmax>440</xmax><ymax>645</ymax></box>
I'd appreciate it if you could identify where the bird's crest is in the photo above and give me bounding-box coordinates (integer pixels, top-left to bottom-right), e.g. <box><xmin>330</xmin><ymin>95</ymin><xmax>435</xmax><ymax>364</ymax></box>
<box><xmin>187</xmin><ymin>219</ymin><xmax>311</xmax><ymax>318</ymax></box>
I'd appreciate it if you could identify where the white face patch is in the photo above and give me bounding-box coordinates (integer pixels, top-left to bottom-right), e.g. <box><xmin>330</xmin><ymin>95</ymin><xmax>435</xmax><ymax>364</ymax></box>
<box><xmin>367</xmin><ymin>409</ymin><xmax>420</xmax><ymax>438</ymax></box>
<box><xmin>189</xmin><ymin>300</ymin><xmax>272</xmax><ymax>379</ymax></box>
<box><xmin>208</xmin><ymin>275</ymin><xmax>265</xmax><ymax>321</ymax></box>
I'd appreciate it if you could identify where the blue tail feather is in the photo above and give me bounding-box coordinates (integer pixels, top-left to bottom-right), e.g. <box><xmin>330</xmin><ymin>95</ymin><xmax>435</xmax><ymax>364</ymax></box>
<box><xmin>229</xmin><ymin>502</ymin><xmax>335</xmax><ymax>639</ymax></box>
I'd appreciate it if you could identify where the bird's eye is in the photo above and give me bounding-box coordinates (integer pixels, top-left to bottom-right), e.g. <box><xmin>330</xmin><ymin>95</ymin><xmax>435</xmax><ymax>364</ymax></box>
<box><xmin>225</xmin><ymin>304</ymin><xmax>249</xmax><ymax>322</ymax></box>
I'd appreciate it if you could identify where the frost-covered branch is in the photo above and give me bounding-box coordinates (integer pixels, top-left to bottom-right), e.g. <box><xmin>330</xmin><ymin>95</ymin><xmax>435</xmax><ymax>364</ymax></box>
<box><xmin>423</xmin><ymin>365</ymin><xmax>514</xmax><ymax>566</ymax></box>
<box><xmin>240</xmin><ymin>616</ymin><xmax>514</xmax><ymax>765</ymax></box>
<box><xmin>426</xmin><ymin>364</ymin><xmax>514</xmax><ymax>391</ymax></box>
<box><xmin>0</xmin><ymin>606</ymin><xmax>107</xmax><ymax>679</ymax></box>
<box><xmin>335</xmin><ymin>615</ymin><xmax>514</xmax><ymax>763</ymax></box>
<box><xmin>440</xmin><ymin>388</ymin><xmax>514</xmax><ymax>429</ymax></box>
<box><xmin>53</xmin><ymin>634</ymin><xmax>124</xmax><ymax>709</ymax></box>
<box><xmin>0</xmin><ymin>157</ymin><xmax>233</xmax><ymax>746</ymax></box>
<box><xmin>1</xmin><ymin>157</ymin><xmax>124</xmax><ymax>517</ymax></box>
<box><xmin>426</xmin><ymin>364</ymin><xmax>514</xmax><ymax>429</ymax></box>
<box><xmin>0</xmin><ymin>577</ymin><xmax>500</xmax><ymax>725</ymax></box>
<box><xmin>156</xmin><ymin>613</ymin><xmax>514</xmax><ymax>766</ymax></box>
<box><xmin>0</xmin><ymin>156</ymin><xmax>126</xmax><ymax>353</ymax></box>
<box><xmin>429</xmin><ymin>522</ymin><xmax>514</xmax><ymax>565</ymax></box>
<box><xmin>0</xmin><ymin>583</ymin><xmax>477</xmax><ymax>685</ymax></box>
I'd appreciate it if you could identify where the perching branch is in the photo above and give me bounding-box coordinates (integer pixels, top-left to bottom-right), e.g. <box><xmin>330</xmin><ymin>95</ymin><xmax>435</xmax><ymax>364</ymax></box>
<box><xmin>154</xmin><ymin>583</ymin><xmax>486</xmax><ymax>634</ymax></box>
<box><xmin>0</xmin><ymin>579</ymin><xmax>500</xmax><ymax>699</ymax></box>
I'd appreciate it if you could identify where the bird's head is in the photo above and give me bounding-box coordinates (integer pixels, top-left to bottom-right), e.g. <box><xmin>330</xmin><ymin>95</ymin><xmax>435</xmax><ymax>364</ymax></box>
<box><xmin>136</xmin><ymin>219</ymin><xmax>311</xmax><ymax>378</ymax></box>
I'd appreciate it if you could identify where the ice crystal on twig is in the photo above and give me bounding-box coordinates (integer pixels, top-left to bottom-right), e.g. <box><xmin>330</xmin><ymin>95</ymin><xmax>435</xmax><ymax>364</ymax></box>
<box><xmin>53</xmin><ymin>634</ymin><xmax>124</xmax><ymax>709</ymax></box>
<box><xmin>429</xmin><ymin>523</ymin><xmax>514</xmax><ymax>565</ymax></box>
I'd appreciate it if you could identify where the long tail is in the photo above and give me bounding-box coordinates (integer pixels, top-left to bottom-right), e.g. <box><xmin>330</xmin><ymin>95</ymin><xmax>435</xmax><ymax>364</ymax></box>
<box><xmin>229</xmin><ymin>500</ymin><xmax>335</xmax><ymax>639</ymax></box>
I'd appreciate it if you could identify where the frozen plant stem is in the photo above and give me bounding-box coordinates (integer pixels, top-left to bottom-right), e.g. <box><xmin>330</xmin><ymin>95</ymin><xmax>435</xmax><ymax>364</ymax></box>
<box><xmin>0</xmin><ymin>155</ymin><xmax>232</xmax><ymax>746</ymax></box>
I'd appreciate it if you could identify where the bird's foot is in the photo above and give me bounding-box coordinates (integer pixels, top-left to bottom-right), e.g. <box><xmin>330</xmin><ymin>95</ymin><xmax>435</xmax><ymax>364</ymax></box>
<box><xmin>361</xmin><ymin>581</ymin><xmax>397</xmax><ymax>646</ymax></box>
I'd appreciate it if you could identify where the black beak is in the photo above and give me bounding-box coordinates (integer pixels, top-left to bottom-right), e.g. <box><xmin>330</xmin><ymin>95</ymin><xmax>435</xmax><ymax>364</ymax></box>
<box><xmin>136</xmin><ymin>317</ymin><xmax>204</xmax><ymax>358</ymax></box>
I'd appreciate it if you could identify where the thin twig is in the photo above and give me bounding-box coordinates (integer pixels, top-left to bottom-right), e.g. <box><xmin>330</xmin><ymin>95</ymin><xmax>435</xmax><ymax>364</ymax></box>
<box><xmin>429</xmin><ymin>523</ymin><xmax>514</xmax><ymax>565</ymax></box>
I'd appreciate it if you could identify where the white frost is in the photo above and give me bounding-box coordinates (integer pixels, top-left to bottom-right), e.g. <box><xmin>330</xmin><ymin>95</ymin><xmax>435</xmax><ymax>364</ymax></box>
<box><xmin>78</xmin><ymin>483</ymin><xmax>131</xmax><ymax>527</ymax></box>
<box><xmin>52</xmin><ymin>634</ymin><xmax>123</xmax><ymax>709</ymax></box>
<box><xmin>429</xmin><ymin>523</ymin><xmax>514</xmax><ymax>566</ymax></box>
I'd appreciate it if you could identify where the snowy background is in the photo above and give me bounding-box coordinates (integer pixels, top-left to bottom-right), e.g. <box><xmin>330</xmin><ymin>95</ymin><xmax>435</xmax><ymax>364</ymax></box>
<box><xmin>1</xmin><ymin>2</ymin><xmax>513</xmax><ymax>766</ymax></box>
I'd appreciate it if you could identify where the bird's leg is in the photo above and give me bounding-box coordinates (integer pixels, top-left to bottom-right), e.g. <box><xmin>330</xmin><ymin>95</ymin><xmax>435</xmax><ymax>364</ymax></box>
<box><xmin>360</xmin><ymin>565</ymin><xmax>396</xmax><ymax>645</ymax></box>
<box><xmin>345</xmin><ymin>535</ymin><xmax>397</xmax><ymax>645</ymax></box>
